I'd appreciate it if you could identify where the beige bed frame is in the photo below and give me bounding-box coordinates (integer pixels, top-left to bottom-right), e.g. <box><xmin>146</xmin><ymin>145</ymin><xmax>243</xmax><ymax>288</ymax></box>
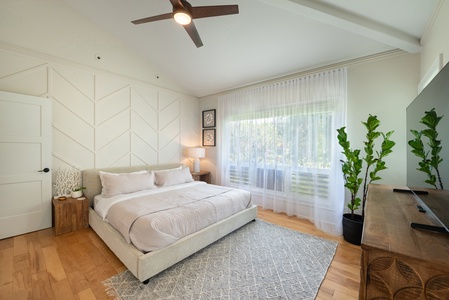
<box><xmin>82</xmin><ymin>163</ymin><xmax>257</xmax><ymax>283</ymax></box>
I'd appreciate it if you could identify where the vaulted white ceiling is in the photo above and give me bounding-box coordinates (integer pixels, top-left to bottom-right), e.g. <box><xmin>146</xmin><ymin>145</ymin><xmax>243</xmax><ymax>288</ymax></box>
<box><xmin>62</xmin><ymin>0</ymin><xmax>439</xmax><ymax>97</ymax></box>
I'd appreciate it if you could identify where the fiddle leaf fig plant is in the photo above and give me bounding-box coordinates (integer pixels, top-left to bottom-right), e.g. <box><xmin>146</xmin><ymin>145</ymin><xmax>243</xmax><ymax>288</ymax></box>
<box><xmin>337</xmin><ymin>115</ymin><xmax>396</xmax><ymax>220</ymax></box>
<box><xmin>337</xmin><ymin>127</ymin><xmax>363</xmax><ymax>217</ymax></box>
<box><xmin>408</xmin><ymin>108</ymin><xmax>444</xmax><ymax>189</ymax></box>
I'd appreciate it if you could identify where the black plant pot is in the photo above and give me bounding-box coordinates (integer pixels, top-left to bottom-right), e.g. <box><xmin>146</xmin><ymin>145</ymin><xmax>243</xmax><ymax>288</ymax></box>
<box><xmin>342</xmin><ymin>213</ymin><xmax>364</xmax><ymax>246</ymax></box>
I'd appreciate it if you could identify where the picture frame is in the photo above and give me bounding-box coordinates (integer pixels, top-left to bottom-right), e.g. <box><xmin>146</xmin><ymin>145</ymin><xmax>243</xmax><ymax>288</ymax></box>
<box><xmin>202</xmin><ymin>109</ymin><xmax>216</xmax><ymax>128</ymax></box>
<box><xmin>202</xmin><ymin>129</ymin><xmax>216</xmax><ymax>147</ymax></box>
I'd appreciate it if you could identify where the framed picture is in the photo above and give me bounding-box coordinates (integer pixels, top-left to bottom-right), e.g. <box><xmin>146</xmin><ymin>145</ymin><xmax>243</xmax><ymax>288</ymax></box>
<box><xmin>202</xmin><ymin>129</ymin><xmax>216</xmax><ymax>147</ymax></box>
<box><xmin>202</xmin><ymin>109</ymin><xmax>216</xmax><ymax>128</ymax></box>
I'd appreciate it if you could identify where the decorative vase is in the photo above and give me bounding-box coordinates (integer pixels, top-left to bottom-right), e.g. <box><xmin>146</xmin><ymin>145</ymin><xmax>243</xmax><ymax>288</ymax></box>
<box><xmin>342</xmin><ymin>213</ymin><xmax>364</xmax><ymax>245</ymax></box>
<box><xmin>71</xmin><ymin>190</ymin><xmax>83</xmax><ymax>198</ymax></box>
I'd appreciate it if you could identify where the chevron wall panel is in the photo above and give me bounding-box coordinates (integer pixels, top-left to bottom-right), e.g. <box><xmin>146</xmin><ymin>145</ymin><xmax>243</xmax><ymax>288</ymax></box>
<box><xmin>158</xmin><ymin>91</ymin><xmax>181</xmax><ymax>163</ymax></box>
<box><xmin>96</xmin><ymin>132</ymin><xmax>131</xmax><ymax>168</ymax></box>
<box><xmin>181</xmin><ymin>96</ymin><xmax>202</xmax><ymax>146</ymax></box>
<box><xmin>96</xmin><ymin>86</ymin><xmax>130</xmax><ymax>125</ymax></box>
<box><xmin>130</xmin><ymin>85</ymin><xmax>159</xmax><ymax>166</ymax></box>
<box><xmin>52</xmin><ymin>100</ymin><xmax>95</xmax><ymax>151</ymax></box>
<box><xmin>0</xmin><ymin>66</ymin><xmax>48</xmax><ymax>97</ymax></box>
<box><xmin>53</xmin><ymin>129</ymin><xmax>95</xmax><ymax>169</ymax></box>
<box><xmin>95</xmin><ymin>75</ymin><xmax>129</xmax><ymax>100</ymax></box>
<box><xmin>52</xmin><ymin>68</ymin><xmax>95</xmax><ymax>123</ymax></box>
<box><xmin>50</xmin><ymin>66</ymin><xmax>96</xmax><ymax>170</ymax></box>
<box><xmin>52</xmin><ymin>65</ymin><xmax>95</xmax><ymax>100</ymax></box>
<box><xmin>0</xmin><ymin>51</ymin><xmax>48</xmax><ymax>97</ymax></box>
<box><xmin>0</xmin><ymin>46</ymin><xmax>200</xmax><ymax>173</ymax></box>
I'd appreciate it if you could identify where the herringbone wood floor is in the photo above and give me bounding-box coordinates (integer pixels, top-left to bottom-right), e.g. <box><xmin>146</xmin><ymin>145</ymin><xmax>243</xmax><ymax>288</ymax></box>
<box><xmin>0</xmin><ymin>208</ymin><xmax>361</xmax><ymax>299</ymax></box>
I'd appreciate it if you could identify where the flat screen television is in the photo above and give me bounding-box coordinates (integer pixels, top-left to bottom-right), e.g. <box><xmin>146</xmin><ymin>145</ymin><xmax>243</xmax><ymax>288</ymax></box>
<box><xmin>406</xmin><ymin>61</ymin><xmax>449</xmax><ymax>233</ymax></box>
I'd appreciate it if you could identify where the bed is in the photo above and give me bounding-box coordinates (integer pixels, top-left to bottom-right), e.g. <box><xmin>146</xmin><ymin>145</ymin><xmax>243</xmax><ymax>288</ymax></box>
<box><xmin>82</xmin><ymin>163</ymin><xmax>257</xmax><ymax>283</ymax></box>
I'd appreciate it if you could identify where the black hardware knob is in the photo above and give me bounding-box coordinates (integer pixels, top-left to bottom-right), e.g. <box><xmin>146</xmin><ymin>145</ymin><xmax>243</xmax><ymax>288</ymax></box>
<box><xmin>39</xmin><ymin>168</ymin><xmax>50</xmax><ymax>173</ymax></box>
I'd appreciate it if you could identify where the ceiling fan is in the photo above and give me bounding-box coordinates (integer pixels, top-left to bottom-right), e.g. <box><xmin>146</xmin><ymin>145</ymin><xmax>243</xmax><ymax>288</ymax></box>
<box><xmin>131</xmin><ymin>0</ymin><xmax>239</xmax><ymax>48</ymax></box>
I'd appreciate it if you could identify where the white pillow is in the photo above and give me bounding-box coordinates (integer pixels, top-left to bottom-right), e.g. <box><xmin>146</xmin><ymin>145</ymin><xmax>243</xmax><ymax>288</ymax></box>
<box><xmin>100</xmin><ymin>171</ymin><xmax>156</xmax><ymax>198</ymax></box>
<box><xmin>154</xmin><ymin>167</ymin><xmax>194</xmax><ymax>187</ymax></box>
<box><xmin>99</xmin><ymin>170</ymin><xmax>147</xmax><ymax>191</ymax></box>
<box><xmin>154</xmin><ymin>166</ymin><xmax>183</xmax><ymax>172</ymax></box>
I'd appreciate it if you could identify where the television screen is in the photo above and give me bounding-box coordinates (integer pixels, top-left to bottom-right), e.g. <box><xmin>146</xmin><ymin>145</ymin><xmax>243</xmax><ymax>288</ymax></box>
<box><xmin>406</xmin><ymin>62</ymin><xmax>449</xmax><ymax>233</ymax></box>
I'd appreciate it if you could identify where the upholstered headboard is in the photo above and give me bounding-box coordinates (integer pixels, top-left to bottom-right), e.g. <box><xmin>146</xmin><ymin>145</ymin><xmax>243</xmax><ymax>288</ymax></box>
<box><xmin>82</xmin><ymin>163</ymin><xmax>184</xmax><ymax>207</ymax></box>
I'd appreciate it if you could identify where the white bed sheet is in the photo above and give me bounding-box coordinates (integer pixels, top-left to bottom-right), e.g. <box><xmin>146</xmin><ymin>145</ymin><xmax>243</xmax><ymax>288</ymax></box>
<box><xmin>94</xmin><ymin>181</ymin><xmax>205</xmax><ymax>219</ymax></box>
<box><xmin>94</xmin><ymin>181</ymin><xmax>252</xmax><ymax>252</ymax></box>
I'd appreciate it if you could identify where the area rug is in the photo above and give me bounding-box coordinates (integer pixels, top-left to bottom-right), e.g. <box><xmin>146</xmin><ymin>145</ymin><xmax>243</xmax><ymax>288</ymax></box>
<box><xmin>102</xmin><ymin>219</ymin><xmax>338</xmax><ymax>300</ymax></box>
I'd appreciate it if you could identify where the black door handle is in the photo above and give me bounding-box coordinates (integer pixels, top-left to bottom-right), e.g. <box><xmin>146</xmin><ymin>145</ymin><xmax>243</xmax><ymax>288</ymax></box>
<box><xmin>39</xmin><ymin>168</ymin><xmax>50</xmax><ymax>173</ymax></box>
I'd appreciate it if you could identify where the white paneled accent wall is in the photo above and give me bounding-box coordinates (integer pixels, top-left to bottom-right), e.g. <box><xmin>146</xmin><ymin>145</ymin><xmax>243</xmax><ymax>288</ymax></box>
<box><xmin>0</xmin><ymin>46</ymin><xmax>200</xmax><ymax>172</ymax></box>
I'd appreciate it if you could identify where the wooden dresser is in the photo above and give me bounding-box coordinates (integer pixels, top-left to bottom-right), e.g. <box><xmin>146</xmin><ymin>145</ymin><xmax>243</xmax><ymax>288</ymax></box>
<box><xmin>360</xmin><ymin>184</ymin><xmax>449</xmax><ymax>300</ymax></box>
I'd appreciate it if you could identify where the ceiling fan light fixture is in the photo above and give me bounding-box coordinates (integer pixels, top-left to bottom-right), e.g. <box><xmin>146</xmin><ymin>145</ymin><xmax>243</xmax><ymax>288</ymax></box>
<box><xmin>174</xmin><ymin>10</ymin><xmax>191</xmax><ymax>25</ymax></box>
<box><xmin>131</xmin><ymin>1</ymin><xmax>239</xmax><ymax>47</ymax></box>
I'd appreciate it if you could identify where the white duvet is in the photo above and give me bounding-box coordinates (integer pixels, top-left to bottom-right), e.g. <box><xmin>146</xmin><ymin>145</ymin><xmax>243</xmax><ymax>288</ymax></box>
<box><xmin>94</xmin><ymin>182</ymin><xmax>252</xmax><ymax>252</ymax></box>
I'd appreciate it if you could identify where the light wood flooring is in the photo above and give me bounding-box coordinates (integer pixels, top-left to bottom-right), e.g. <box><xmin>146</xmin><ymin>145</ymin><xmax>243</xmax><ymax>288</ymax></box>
<box><xmin>0</xmin><ymin>208</ymin><xmax>361</xmax><ymax>299</ymax></box>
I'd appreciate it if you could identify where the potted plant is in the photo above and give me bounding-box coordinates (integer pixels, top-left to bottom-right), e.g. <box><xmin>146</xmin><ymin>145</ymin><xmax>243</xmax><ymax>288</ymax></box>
<box><xmin>71</xmin><ymin>186</ymin><xmax>86</xmax><ymax>198</ymax></box>
<box><xmin>337</xmin><ymin>115</ymin><xmax>396</xmax><ymax>245</ymax></box>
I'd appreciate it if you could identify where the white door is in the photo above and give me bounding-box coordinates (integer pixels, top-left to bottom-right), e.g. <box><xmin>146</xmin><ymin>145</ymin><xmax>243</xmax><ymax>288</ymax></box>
<box><xmin>0</xmin><ymin>90</ymin><xmax>52</xmax><ymax>239</ymax></box>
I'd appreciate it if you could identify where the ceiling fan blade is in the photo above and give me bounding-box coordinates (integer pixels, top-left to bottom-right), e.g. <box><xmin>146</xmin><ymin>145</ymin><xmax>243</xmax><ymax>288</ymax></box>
<box><xmin>169</xmin><ymin>0</ymin><xmax>182</xmax><ymax>7</ymax></box>
<box><xmin>131</xmin><ymin>13</ymin><xmax>173</xmax><ymax>24</ymax></box>
<box><xmin>190</xmin><ymin>5</ymin><xmax>239</xmax><ymax>19</ymax></box>
<box><xmin>183</xmin><ymin>22</ymin><xmax>203</xmax><ymax>48</ymax></box>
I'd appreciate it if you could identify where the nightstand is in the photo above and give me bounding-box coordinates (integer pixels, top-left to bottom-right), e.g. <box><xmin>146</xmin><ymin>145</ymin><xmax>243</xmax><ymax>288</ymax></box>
<box><xmin>52</xmin><ymin>197</ymin><xmax>89</xmax><ymax>235</ymax></box>
<box><xmin>191</xmin><ymin>171</ymin><xmax>211</xmax><ymax>184</ymax></box>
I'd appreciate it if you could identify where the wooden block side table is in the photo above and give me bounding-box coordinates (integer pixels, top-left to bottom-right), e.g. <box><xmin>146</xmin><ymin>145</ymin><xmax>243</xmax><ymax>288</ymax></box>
<box><xmin>191</xmin><ymin>171</ymin><xmax>211</xmax><ymax>184</ymax></box>
<box><xmin>52</xmin><ymin>196</ymin><xmax>89</xmax><ymax>235</ymax></box>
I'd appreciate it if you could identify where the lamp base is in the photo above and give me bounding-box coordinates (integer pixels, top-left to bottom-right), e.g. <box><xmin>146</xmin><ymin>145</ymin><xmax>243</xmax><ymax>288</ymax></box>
<box><xmin>193</xmin><ymin>159</ymin><xmax>201</xmax><ymax>173</ymax></box>
<box><xmin>193</xmin><ymin>158</ymin><xmax>200</xmax><ymax>173</ymax></box>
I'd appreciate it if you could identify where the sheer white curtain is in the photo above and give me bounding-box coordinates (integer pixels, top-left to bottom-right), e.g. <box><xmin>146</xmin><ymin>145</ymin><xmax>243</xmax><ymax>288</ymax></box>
<box><xmin>217</xmin><ymin>68</ymin><xmax>347</xmax><ymax>235</ymax></box>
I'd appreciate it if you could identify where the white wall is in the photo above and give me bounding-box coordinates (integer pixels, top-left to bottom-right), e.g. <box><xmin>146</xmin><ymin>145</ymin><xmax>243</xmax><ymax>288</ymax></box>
<box><xmin>199</xmin><ymin>1</ymin><xmax>449</xmax><ymax>188</ymax></box>
<box><xmin>0</xmin><ymin>0</ymin><xmax>201</xmax><ymax>174</ymax></box>
<box><xmin>198</xmin><ymin>97</ymin><xmax>219</xmax><ymax>183</ymax></box>
<box><xmin>420</xmin><ymin>0</ymin><xmax>449</xmax><ymax>76</ymax></box>
<box><xmin>0</xmin><ymin>0</ymin><xmax>186</xmax><ymax>93</ymax></box>
<box><xmin>0</xmin><ymin>45</ymin><xmax>201</xmax><ymax>173</ymax></box>
<box><xmin>199</xmin><ymin>52</ymin><xmax>420</xmax><ymax>187</ymax></box>
<box><xmin>347</xmin><ymin>53</ymin><xmax>420</xmax><ymax>186</ymax></box>
<box><xmin>2</xmin><ymin>0</ymin><xmax>441</xmax><ymax>189</ymax></box>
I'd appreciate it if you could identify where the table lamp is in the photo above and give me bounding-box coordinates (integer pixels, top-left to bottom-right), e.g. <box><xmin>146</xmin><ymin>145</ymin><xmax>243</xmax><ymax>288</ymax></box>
<box><xmin>188</xmin><ymin>147</ymin><xmax>205</xmax><ymax>173</ymax></box>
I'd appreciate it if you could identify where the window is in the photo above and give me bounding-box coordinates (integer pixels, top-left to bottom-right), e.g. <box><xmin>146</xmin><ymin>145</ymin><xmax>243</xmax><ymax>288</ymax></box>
<box><xmin>218</xmin><ymin>68</ymin><xmax>347</xmax><ymax>235</ymax></box>
<box><xmin>227</xmin><ymin>107</ymin><xmax>332</xmax><ymax>199</ymax></box>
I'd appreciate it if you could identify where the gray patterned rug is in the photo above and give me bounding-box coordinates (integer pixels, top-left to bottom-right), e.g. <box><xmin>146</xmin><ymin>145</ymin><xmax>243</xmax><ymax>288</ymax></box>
<box><xmin>103</xmin><ymin>219</ymin><xmax>338</xmax><ymax>300</ymax></box>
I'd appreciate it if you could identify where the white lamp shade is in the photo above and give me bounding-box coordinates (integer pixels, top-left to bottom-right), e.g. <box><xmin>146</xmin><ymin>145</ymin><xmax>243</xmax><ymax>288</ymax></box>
<box><xmin>188</xmin><ymin>147</ymin><xmax>205</xmax><ymax>158</ymax></box>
